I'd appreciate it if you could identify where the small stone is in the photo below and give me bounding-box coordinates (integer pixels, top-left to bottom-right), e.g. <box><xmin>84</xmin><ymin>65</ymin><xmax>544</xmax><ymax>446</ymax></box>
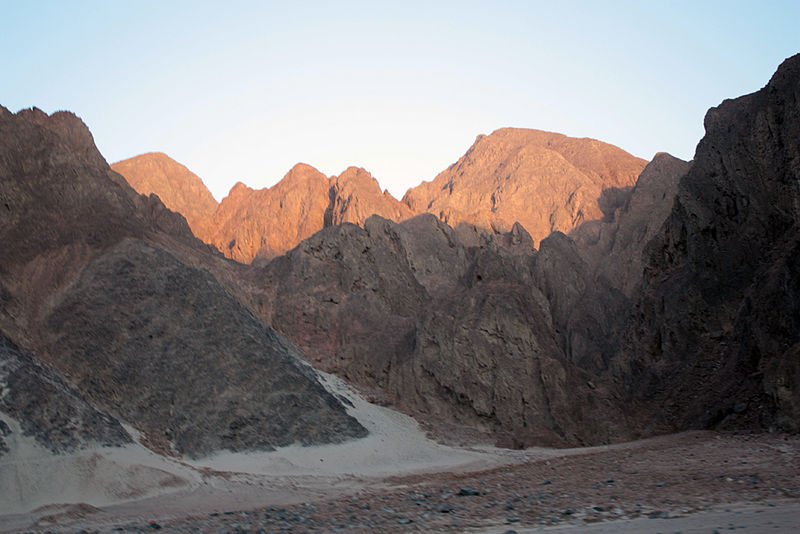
<box><xmin>438</xmin><ymin>504</ymin><xmax>454</xmax><ymax>513</ymax></box>
<box><xmin>398</xmin><ymin>518</ymin><xmax>412</xmax><ymax>525</ymax></box>
<box><xmin>506</xmin><ymin>516</ymin><xmax>520</xmax><ymax>523</ymax></box>
<box><xmin>542</xmin><ymin>479</ymin><xmax>552</xmax><ymax>485</ymax></box>
<box><xmin>458</xmin><ymin>487</ymin><xmax>481</xmax><ymax>496</ymax></box>
<box><xmin>648</xmin><ymin>511</ymin><xmax>669</xmax><ymax>519</ymax></box>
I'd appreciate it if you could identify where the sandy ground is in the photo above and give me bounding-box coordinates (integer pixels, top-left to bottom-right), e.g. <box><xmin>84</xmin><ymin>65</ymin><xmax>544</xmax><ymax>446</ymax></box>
<box><xmin>2</xmin><ymin>373</ymin><xmax>799</xmax><ymax>532</ymax></box>
<box><xmin>0</xmin><ymin>372</ymin><xmax>530</xmax><ymax>532</ymax></box>
<box><xmin>0</xmin><ymin>417</ymin><xmax>199</xmax><ymax>517</ymax></box>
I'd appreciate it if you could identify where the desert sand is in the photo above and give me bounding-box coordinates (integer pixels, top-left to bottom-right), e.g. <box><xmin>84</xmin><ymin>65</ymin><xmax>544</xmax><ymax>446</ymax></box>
<box><xmin>3</xmin><ymin>370</ymin><xmax>799</xmax><ymax>532</ymax></box>
<box><xmin>0</xmin><ymin>370</ymin><xmax>531</xmax><ymax>531</ymax></box>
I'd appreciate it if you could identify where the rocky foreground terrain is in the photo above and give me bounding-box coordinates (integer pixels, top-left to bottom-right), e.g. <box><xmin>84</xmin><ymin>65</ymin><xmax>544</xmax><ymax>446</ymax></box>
<box><xmin>14</xmin><ymin>431</ymin><xmax>800</xmax><ymax>533</ymax></box>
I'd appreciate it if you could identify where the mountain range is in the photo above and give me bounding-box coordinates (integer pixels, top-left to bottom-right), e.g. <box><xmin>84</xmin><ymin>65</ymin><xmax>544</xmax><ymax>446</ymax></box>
<box><xmin>112</xmin><ymin>128</ymin><xmax>646</xmax><ymax>264</ymax></box>
<box><xmin>1</xmin><ymin>54</ymin><xmax>798</xmax><ymax>473</ymax></box>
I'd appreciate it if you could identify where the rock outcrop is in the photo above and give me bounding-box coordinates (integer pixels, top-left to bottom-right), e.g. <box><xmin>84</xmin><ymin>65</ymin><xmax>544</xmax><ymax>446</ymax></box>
<box><xmin>572</xmin><ymin>153</ymin><xmax>691</xmax><ymax>296</ymax></box>
<box><xmin>327</xmin><ymin>167</ymin><xmax>415</xmax><ymax>226</ymax></box>
<box><xmin>524</xmin><ymin>154</ymin><xmax>690</xmax><ymax>376</ymax></box>
<box><xmin>618</xmin><ymin>53</ymin><xmax>800</xmax><ymax>435</ymax></box>
<box><xmin>111</xmin><ymin>152</ymin><xmax>218</xmax><ymax>238</ymax></box>
<box><xmin>251</xmin><ymin>214</ymin><xmax>626</xmax><ymax>447</ymax></box>
<box><xmin>0</xmin><ymin>106</ymin><xmax>365</xmax><ymax>458</ymax></box>
<box><xmin>403</xmin><ymin>128</ymin><xmax>648</xmax><ymax>243</ymax></box>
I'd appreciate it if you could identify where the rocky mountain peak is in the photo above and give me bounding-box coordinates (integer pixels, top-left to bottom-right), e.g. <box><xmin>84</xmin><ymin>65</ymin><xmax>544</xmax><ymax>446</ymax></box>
<box><xmin>403</xmin><ymin>127</ymin><xmax>648</xmax><ymax>241</ymax></box>
<box><xmin>329</xmin><ymin>167</ymin><xmax>414</xmax><ymax>227</ymax></box>
<box><xmin>335</xmin><ymin>166</ymin><xmax>380</xmax><ymax>189</ymax></box>
<box><xmin>227</xmin><ymin>180</ymin><xmax>252</xmax><ymax>197</ymax></box>
<box><xmin>114</xmin><ymin>125</ymin><xmax>651</xmax><ymax>265</ymax></box>
<box><xmin>111</xmin><ymin>152</ymin><xmax>218</xmax><ymax>239</ymax></box>
<box><xmin>275</xmin><ymin>162</ymin><xmax>330</xmax><ymax>191</ymax></box>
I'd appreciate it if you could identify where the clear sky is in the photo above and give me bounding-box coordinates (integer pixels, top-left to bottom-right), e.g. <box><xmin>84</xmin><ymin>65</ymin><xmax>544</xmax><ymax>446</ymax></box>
<box><xmin>2</xmin><ymin>1</ymin><xmax>799</xmax><ymax>200</ymax></box>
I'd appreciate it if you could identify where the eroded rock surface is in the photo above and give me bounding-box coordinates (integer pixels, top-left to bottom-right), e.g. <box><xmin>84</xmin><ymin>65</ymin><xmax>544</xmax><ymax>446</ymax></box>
<box><xmin>572</xmin><ymin>153</ymin><xmax>691</xmax><ymax>296</ymax></box>
<box><xmin>252</xmin><ymin>215</ymin><xmax>626</xmax><ymax>447</ymax></box>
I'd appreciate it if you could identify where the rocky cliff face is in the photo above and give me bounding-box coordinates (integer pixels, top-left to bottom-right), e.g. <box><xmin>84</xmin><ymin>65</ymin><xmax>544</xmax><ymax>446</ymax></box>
<box><xmin>403</xmin><ymin>128</ymin><xmax>648</xmax><ymax>243</ymax></box>
<box><xmin>618</xmin><ymin>53</ymin><xmax>800</xmax><ymax>435</ymax></box>
<box><xmin>251</xmin><ymin>214</ymin><xmax>627</xmax><ymax>447</ymax></box>
<box><xmin>0</xmin><ymin>106</ymin><xmax>365</xmax><ymax>457</ymax></box>
<box><xmin>111</xmin><ymin>152</ymin><xmax>218</xmax><ymax>238</ymax></box>
<box><xmin>572</xmin><ymin>153</ymin><xmax>691</xmax><ymax>296</ymax></box>
<box><xmin>517</xmin><ymin>153</ymin><xmax>689</xmax><ymax>377</ymax></box>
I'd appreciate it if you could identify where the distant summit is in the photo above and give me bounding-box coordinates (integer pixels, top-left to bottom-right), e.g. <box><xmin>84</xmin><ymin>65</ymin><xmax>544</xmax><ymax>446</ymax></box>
<box><xmin>403</xmin><ymin>127</ymin><xmax>648</xmax><ymax>246</ymax></box>
<box><xmin>114</xmin><ymin>129</ymin><xmax>648</xmax><ymax>263</ymax></box>
<box><xmin>111</xmin><ymin>152</ymin><xmax>218</xmax><ymax>237</ymax></box>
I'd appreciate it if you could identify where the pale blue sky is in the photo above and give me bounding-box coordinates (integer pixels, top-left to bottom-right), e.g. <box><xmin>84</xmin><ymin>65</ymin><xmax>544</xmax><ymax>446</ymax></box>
<box><xmin>2</xmin><ymin>1</ymin><xmax>798</xmax><ymax>200</ymax></box>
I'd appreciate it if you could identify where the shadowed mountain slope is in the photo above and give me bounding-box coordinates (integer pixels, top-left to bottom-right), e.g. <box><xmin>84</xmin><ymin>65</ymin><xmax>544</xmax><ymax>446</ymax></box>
<box><xmin>248</xmin><ymin>214</ymin><xmax>627</xmax><ymax>447</ymax></box>
<box><xmin>617</xmin><ymin>53</ymin><xmax>800</xmax><ymax>436</ymax></box>
<box><xmin>0</xmin><ymin>106</ymin><xmax>365</xmax><ymax>458</ymax></box>
<box><xmin>8</xmin><ymin>53</ymin><xmax>797</xmax><ymax>459</ymax></box>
